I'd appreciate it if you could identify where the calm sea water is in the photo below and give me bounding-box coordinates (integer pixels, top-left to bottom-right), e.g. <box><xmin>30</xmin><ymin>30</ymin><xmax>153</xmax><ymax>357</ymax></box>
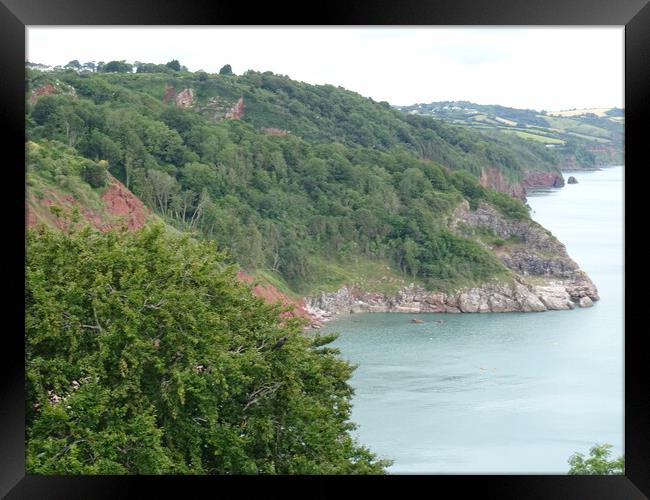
<box><xmin>323</xmin><ymin>166</ymin><xmax>624</xmax><ymax>474</ymax></box>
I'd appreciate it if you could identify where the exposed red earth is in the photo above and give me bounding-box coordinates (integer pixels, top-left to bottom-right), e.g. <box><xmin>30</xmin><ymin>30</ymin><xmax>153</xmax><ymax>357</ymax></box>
<box><xmin>522</xmin><ymin>171</ymin><xmax>565</xmax><ymax>189</ymax></box>
<box><xmin>100</xmin><ymin>180</ymin><xmax>150</xmax><ymax>230</ymax></box>
<box><xmin>27</xmin><ymin>177</ymin><xmax>150</xmax><ymax>232</ymax></box>
<box><xmin>30</xmin><ymin>83</ymin><xmax>57</xmax><ymax>104</ymax></box>
<box><xmin>27</xmin><ymin>177</ymin><xmax>320</xmax><ymax>326</ymax></box>
<box><xmin>237</xmin><ymin>272</ymin><xmax>320</xmax><ymax>327</ymax></box>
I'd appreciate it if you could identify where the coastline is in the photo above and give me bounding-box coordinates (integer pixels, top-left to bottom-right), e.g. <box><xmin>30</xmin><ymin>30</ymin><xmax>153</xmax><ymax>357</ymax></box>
<box><xmin>305</xmin><ymin>276</ymin><xmax>598</xmax><ymax>327</ymax></box>
<box><xmin>304</xmin><ymin>198</ymin><xmax>599</xmax><ymax>328</ymax></box>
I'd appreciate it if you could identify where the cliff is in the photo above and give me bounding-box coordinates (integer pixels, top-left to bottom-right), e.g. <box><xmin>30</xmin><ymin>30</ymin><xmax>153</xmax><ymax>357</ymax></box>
<box><xmin>27</xmin><ymin>175</ymin><xmax>151</xmax><ymax>232</ymax></box>
<box><xmin>480</xmin><ymin>167</ymin><xmax>565</xmax><ymax>201</ymax></box>
<box><xmin>237</xmin><ymin>272</ymin><xmax>315</xmax><ymax>325</ymax></box>
<box><xmin>522</xmin><ymin>171</ymin><xmax>565</xmax><ymax>189</ymax></box>
<box><xmin>305</xmin><ymin>200</ymin><xmax>598</xmax><ymax>322</ymax></box>
<box><xmin>479</xmin><ymin>167</ymin><xmax>525</xmax><ymax>199</ymax></box>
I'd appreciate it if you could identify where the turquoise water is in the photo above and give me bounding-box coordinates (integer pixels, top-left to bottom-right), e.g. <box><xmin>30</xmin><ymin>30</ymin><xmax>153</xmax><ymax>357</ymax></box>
<box><xmin>324</xmin><ymin>166</ymin><xmax>624</xmax><ymax>474</ymax></box>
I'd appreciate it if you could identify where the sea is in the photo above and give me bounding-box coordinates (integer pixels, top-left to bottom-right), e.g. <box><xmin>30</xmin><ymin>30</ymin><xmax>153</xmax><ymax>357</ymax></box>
<box><xmin>323</xmin><ymin>166</ymin><xmax>624</xmax><ymax>474</ymax></box>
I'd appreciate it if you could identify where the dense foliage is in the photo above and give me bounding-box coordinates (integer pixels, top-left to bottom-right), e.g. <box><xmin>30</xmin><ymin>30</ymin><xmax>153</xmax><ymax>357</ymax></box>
<box><xmin>567</xmin><ymin>444</ymin><xmax>624</xmax><ymax>475</ymax></box>
<box><xmin>27</xmin><ymin>67</ymin><xmax>529</xmax><ymax>293</ymax></box>
<box><xmin>400</xmin><ymin>100</ymin><xmax>553</xmax><ymax>127</ymax></box>
<box><xmin>397</xmin><ymin>100</ymin><xmax>624</xmax><ymax>169</ymax></box>
<box><xmin>26</xmin><ymin>223</ymin><xmax>391</xmax><ymax>474</ymax></box>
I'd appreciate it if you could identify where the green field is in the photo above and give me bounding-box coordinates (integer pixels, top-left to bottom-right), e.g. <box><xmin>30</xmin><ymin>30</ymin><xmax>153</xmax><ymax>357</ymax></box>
<box><xmin>506</xmin><ymin>130</ymin><xmax>565</xmax><ymax>144</ymax></box>
<box><xmin>396</xmin><ymin>101</ymin><xmax>623</xmax><ymax>168</ymax></box>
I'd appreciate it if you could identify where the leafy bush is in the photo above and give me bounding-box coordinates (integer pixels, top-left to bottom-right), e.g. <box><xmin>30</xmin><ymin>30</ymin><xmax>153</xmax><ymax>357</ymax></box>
<box><xmin>82</xmin><ymin>160</ymin><xmax>108</xmax><ymax>188</ymax></box>
<box><xmin>568</xmin><ymin>443</ymin><xmax>624</xmax><ymax>475</ymax></box>
<box><xmin>26</xmin><ymin>224</ymin><xmax>391</xmax><ymax>474</ymax></box>
<box><xmin>487</xmin><ymin>191</ymin><xmax>530</xmax><ymax>219</ymax></box>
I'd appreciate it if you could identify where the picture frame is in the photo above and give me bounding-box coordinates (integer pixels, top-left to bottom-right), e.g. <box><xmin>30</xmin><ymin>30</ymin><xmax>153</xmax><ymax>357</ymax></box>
<box><xmin>2</xmin><ymin>0</ymin><xmax>645</xmax><ymax>497</ymax></box>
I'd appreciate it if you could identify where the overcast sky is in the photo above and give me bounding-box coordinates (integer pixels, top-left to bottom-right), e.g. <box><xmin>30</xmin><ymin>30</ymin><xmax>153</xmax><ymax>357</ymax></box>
<box><xmin>26</xmin><ymin>27</ymin><xmax>623</xmax><ymax>111</ymax></box>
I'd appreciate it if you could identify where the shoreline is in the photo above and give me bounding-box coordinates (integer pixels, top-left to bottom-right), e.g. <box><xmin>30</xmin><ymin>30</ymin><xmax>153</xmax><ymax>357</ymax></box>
<box><xmin>304</xmin><ymin>197</ymin><xmax>601</xmax><ymax>329</ymax></box>
<box><xmin>305</xmin><ymin>277</ymin><xmax>598</xmax><ymax>328</ymax></box>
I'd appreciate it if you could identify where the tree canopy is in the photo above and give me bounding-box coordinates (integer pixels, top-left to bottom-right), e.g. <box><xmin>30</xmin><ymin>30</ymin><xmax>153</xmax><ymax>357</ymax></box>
<box><xmin>26</xmin><ymin>67</ymin><xmax>535</xmax><ymax>294</ymax></box>
<box><xmin>26</xmin><ymin>223</ymin><xmax>391</xmax><ymax>474</ymax></box>
<box><xmin>165</xmin><ymin>60</ymin><xmax>181</xmax><ymax>72</ymax></box>
<box><xmin>101</xmin><ymin>60</ymin><xmax>133</xmax><ymax>74</ymax></box>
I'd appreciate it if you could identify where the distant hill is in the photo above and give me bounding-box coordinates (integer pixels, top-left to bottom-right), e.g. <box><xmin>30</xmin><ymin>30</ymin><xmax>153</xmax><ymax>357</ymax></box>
<box><xmin>396</xmin><ymin>101</ymin><xmax>624</xmax><ymax>169</ymax></box>
<box><xmin>549</xmin><ymin>107</ymin><xmax>623</xmax><ymax>118</ymax></box>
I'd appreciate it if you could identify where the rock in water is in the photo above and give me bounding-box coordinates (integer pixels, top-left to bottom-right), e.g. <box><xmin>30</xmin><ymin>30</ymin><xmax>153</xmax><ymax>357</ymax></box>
<box><xmin>578</xmin><ymin>296</ymin><xmax>593</xmax><ymax>307</ymax></box>
<box><xmin>567</xmin><ymin>176</ymin><xmax>578</xmax><ymax>184</ymax></box>
<box><xmin>411</xmin><ymin>318</ymin><xmax>425</xmax><ymax>324</ymax></box>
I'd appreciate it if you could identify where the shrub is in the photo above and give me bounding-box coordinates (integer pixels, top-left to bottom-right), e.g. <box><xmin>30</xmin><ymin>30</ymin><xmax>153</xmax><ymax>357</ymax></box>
<box><xmin>82</xmin><ymin>160</ymin><xmax>109</xmax><ymax>188</ymax></box>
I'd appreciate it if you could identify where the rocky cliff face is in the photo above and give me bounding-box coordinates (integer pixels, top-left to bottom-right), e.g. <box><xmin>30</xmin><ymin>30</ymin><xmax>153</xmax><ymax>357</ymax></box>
<box><xmin>261</xmin><ymin>127</ymin><xmax>290</xmax><ymax>136</ymax></box>
<box><xmin>27</xmin><ymin>176</ymin><xmax>150</xmax><ymax>232</ymax></box>
<box><xmin>589</xmin><ymin>145</ymin><xmax>624</xmax><ymax>167</ymax></box>
<box><xmin>237</xmin><ymin>272</ymin><xmax>316</xmax><ymax>325</ymax></box>
<box><xmin>305</xmin><ymin>200</ymin><xmax>598</xmax><ymax>322</ymax></box>
<box><xmin>479</xmin><ymin>167</ymin><xmax>525</xmax><ymax>199</ymax></box>
<box><xmin>225</xmin><ymin>97</ymin><xmax>244</xmax><ymax>120</ymax></box>
<box><xmin>479</xmin><ymin>167</ymin><xmax>565</xmax><ymax>200</ymax></box>
<box><xmin>27</xmin><ymin>175</ymin><xmax>316</xmax><ymax>327</ymax></box>
<box><xmin>30</xmin><ymin>81</ymin><xmax>77</xmax><ymax>105</ymax></box>
<box><xmin>163</xmin><ymin>87</ymin><xmax>195</xmax><ymax>108</ymax></box>
<box><xmin>522</xmin><ymin>171</ymin><xmax>565</xmax><ymax>189</ymax></box>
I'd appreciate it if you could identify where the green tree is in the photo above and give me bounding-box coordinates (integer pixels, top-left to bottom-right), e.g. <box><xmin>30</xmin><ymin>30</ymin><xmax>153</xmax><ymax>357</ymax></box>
<box><xmin>82</xmin><ymin>159</ymin><xmax>109</xmax><ymax>188</ymax></box>
<box><xmin>31</xmin><ymin>95</ymin><xmax>60</xmax><ymax>126</ymax></box>
<box><xmin>219</xmin><ymin>64</ymin><xmax>233</xmax><ymax>75</ymax></box>
<box><xmin>568</xmin><ymin>443</ymin><xmax>624</xmax><ymax>475</ymax></box>
<box><xmin>165</xmin><ymin>59</ymin><xmax>181</xmax><ymax>72</ymax></box>
<box><xmin>402</xmin><ymin>238</ymin><xmax>421</xmax><ymax>278</ymax></box>
<box><xmin>26</xmin><ymin>223</ymin><xmax>391</xmax><ymax>474</ymax></box>
<box><xmin>135</xmin><ymin>62</ymin><xmax>161</xmax><ymax>74</ymax></box>
<box><xmin>101</xmin><ymin>60</ymin><xmax>133</xmax><ymax>73</ymax></box>
<box><xmin>65</xmin><ymin>60</ymin><xmax>82</xmax><ymax>70</ymax></box>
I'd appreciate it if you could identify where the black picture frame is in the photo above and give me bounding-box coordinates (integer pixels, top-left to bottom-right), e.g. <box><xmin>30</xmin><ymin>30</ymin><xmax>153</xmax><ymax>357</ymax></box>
<box><xmin>2</xmin><ymin>0</ymin><xmax>647</xmax><ymax>497</ymax></box>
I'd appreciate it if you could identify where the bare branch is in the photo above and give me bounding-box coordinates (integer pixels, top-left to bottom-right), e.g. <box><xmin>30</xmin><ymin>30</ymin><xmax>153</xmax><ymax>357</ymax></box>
<box><xmin>243</xmin><ymin>382</ymin><xmax>283</xmax><ymax>412</ymax></box>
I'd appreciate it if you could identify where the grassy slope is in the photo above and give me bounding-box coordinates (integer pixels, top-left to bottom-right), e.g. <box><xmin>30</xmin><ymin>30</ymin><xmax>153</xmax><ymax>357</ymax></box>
<box><xmin>26</xmin><ymin>140</ymin><xmax>162</xmax><ymax>231</ymax></box>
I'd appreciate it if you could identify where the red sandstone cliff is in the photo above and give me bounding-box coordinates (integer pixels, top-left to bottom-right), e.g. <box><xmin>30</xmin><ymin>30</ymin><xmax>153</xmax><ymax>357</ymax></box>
<box><xmin>522</xmin><ymin>171</ymin><xmax>565</xmax><ymax>189</ymax></box>
<box><xmin>162</xmin><ymin>87</ymin><xmax>195</xmax><ymax>108</ymax></box>
<box><xmin>237</xmin><ymin>272</ymin><xmax>318</xmax><ymax>325</ymax></box>
<box><xmin>479</xmin><ymin>167</ymin><xmax>565</xmax><ymax>200</ymax></box>
<box><xmin>479</xmin><ymin>167</ymin><xmax>525</xmax><ymax>199</ymax></box>
<box><xmin>27</xmin><ymin>176</ymin><xmax>150</xmax><ymax>232</ymax></box>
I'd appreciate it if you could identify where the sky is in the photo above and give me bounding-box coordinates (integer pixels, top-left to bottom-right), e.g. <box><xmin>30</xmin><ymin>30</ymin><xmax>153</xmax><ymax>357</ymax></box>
<box><xmin>26</xmin><ymin>27</ymin><xmax>624</xmax><ymax>112</ymax></box>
